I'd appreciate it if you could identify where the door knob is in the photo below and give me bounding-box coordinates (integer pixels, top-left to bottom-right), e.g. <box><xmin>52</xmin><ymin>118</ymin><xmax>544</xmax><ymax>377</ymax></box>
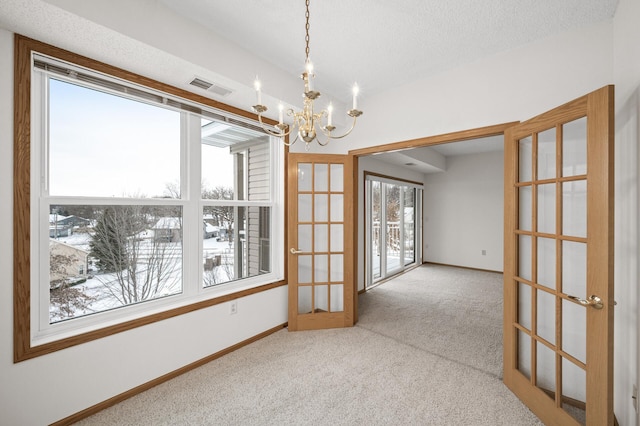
<box><xmin>567</xmin><ymin>294</ymin><xmax>604</xmax><ymax>309</ymax></box>
<box><xmin>290</xmin><ymin>248</ymin><xmax>304</xmax><ymax>254</ymax></box>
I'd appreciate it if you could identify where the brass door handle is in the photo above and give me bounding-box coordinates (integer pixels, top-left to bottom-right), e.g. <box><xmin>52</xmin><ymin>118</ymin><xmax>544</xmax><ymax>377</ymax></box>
<box><xmin>567</xmin><ymin>294</ymin><xmax>604</xmax><ymax>309</ymax></box>
<box><xmin>290</xmin><ymin>248</ymin><xmax>304</xmax><ymax>254</ymax></box>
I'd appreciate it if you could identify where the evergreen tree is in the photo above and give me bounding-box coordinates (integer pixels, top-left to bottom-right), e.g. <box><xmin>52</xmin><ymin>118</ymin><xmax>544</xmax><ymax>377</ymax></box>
<box><xmin>90</xmin><ymin>207</ymin><xmax>128</xmax><ymax>273</ymax></box>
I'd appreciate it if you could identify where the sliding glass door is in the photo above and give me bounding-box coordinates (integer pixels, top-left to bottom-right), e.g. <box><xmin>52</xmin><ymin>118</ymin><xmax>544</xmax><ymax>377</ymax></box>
<box><xmin>365</xmin><ymin>175</ymin><xmax>422</xmax><ymax>288</ymax></box>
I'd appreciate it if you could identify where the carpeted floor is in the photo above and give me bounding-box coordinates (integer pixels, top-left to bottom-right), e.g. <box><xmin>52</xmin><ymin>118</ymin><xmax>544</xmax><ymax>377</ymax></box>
<box><xmin>75</xmin><ymin>264</ymin><xmax>542</xmax><ymax>425</ymax></box>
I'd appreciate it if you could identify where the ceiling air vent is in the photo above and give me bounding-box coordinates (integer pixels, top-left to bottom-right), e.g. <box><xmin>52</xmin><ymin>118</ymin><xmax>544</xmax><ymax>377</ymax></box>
<box><xmin>189</xmin><ymin>77</ymin><xmax>233</xmax><ymax>97</ymax></box>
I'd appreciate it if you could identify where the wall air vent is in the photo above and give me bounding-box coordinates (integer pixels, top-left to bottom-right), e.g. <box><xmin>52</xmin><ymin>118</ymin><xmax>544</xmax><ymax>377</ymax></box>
<box><xmin>189</xmin><ymin>77</ymin><xmax>213</xmax><ymax>90</ymax></box>
<box><xmin>189</xmin><ymin>77</ymin><xmax>233</xmax><ymax>97</ymax></box>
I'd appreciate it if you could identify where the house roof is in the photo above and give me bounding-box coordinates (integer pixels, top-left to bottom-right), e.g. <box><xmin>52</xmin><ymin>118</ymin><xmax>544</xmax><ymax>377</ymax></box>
<box><xmin>49</xmin><ymin>239</ymin><xmax>90</xmax><ymax>255</ymax></box>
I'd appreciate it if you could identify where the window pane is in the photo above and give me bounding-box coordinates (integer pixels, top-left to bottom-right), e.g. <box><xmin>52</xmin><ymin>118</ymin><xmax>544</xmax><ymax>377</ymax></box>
<box><xmin>537</xmin><ymin>127</ymin><xmax>556</xmax><ymax>180</ymax></box>
<box><xmin>519</xmin><ymin>186</ymin><xmax>532</xmax><ymax>231</ymax></box>
<box><xmin>330</xmin><ymin>164</ymin><xmax>344</xmax><ymax>192</ymax></box>
<box><xmin>298</xmin><ymin>163</ymin><xmax>312</xmax><ymax>192</ymax></box>
<box><xmin>563</xmin><ymin>180</ymin><xmax>587</xmax><ymax>238</ymax></box>
<box><xmin>562</xmin><ymin>117</ymin><xmax>587</xmax><ymax>177</ymax></box>
<box><xmin>314</xmin><ymin>163</ymin><xmax>328</xmax><ymax>192</ymax></box>
<box><xmin>537</xmin><ymin>289</ymin><xmax>556</xmax><ymax>345</ymax></box>
<box><xmin>519</xmin><ymin>136</ymin><xmax>533</xmax><ymax>182</ymax></box>
<box><xmin>537</xmin><ymin>183</ymin><xmax>556</xmax><ymax>234</ymax></box>
<box><xmin>537</xmin><ymin>237</ymin><xmax>556</xmax><ymax>290</ymax></box>
<box><xmin>201</xmin><ymin>118</ymin><xmax>270</xmax><ymax>201</ymax></box>
<box><xmin>315</xmin><ymin>285</ymin><xmax>328</xmax><ymax>312</ymax></box>
<box><xmin>49</xmin><ymin>78</ymin><xmax>181</xmax><ymax>198</ymax></box>
<box><xmin>203</xmin><ymin>206</ymin><xmax>272</xmax><ymax>287</ymax></box>
<box><xmin>49</xmin><ymin>204</ymin><xmax>183</xmax><ymax>323</ymax></box>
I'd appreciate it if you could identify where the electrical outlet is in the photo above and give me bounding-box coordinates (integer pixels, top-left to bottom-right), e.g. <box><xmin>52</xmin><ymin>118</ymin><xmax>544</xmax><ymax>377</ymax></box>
<box><xmin>229</xmin><ymin>301</ymin><xmax>238</xmax><ymax>315</ymax></box>
<box><xmin>482</xmin><ymin>250</ymin><xmax>487</xmax><ymax>256</ymax></box>
<box><xmin>633</xmin><ymin>385</ymin><xmax>638</xmax><ymax>412</ymax></box>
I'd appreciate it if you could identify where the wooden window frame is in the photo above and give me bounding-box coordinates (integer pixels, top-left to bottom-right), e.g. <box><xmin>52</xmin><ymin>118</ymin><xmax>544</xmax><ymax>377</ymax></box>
<box><xmin>13</xmin><ymin>34</ymin><xmax>285</xmax><ymax>362</ymax></box>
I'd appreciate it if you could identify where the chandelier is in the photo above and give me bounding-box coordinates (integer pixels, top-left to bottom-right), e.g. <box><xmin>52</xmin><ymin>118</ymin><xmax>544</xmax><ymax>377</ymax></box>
<box><xmin>252</xmin><ymin>0</ymin><xmax>363</xmax><ymax>148</ymax></box>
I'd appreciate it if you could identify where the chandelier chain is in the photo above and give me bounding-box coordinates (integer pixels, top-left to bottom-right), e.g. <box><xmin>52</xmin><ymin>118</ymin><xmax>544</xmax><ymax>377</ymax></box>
<box><xmin>304</xmin><ymin>0</ymin><xmax>310</xmax><ymax>61</ymax></box>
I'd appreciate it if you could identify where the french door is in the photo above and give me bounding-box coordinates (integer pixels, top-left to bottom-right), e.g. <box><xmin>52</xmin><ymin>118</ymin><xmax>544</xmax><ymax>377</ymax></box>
<box><xmin>504</xmin><ymin>86</ymin><xmax>614</xmax><ymax>425</ymax></box>
<box><xmin>287</xmin><ymin>153</ymin><xmax>355</xmax><ymax>331</ymax></box>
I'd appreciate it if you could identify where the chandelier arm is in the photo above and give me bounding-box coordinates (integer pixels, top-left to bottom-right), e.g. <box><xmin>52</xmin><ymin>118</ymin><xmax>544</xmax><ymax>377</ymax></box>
<box><xmin>287</xmin><ymin>132</ymin><xmax>300</xmax><ymax>147</ymax></box>
<box><xmin>315</xmin><ymin>131</ymin><xmax>331</xmax><ymax>146</ymax></box>
<box><xmin>257</xmin><ymin>112</ymin><xmax>294</xmax><ymax>138</ymax></box>
<box><xmin>318</xmin><ymin>115</ymin><xmax>359</xmax><ymax>140</ymax></box>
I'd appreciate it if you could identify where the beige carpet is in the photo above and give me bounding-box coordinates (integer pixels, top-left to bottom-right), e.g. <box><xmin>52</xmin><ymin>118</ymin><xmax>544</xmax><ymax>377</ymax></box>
<box><xmin>75</xmin><ymin>264</ymin><xmax>542</xmax><ymax>425</ymax></box>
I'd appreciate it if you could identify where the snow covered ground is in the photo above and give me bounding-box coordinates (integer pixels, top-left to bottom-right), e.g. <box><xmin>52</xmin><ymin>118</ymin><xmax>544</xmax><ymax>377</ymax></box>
<box><xmin>50</xmin><ymin>231</ymin><xmax>236</xmax><ymax>322</ymax></box>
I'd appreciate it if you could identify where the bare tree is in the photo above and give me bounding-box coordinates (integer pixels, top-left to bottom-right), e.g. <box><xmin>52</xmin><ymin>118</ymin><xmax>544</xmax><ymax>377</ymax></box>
<box><xmin>203</xmin><ymin>250</ymin><xmax>235</xmax><ymax>287</ymax></box>
<box><xmin>49</xmin><ymin>252</ymin><xmax>95</xmax><ymax>321</ymax></box>
<box><xmin>203</xmin><ymin>186</ymin><xmax>235</xmax><ymax>241</ymax></box>
<box><xmin>91</xmin><ymin>205</ymin><xmax>182</xmax><ymax>306</ymax></box>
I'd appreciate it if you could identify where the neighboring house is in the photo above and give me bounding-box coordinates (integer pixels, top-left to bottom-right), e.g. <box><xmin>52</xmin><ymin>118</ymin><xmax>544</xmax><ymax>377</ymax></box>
<box><xmin>49</xmin><ymin>239</ymin><xmax>89</xmax><ymax>288</ymax></box>
<box><xmin>49</xmin><ymin>214</ymin><xmax>91</xmax><ymax>238</ymax></box>
<box><xmin>203</xmin><ymin>222</ymin><xmax>219</xmax><ymax>239</ymax></box>
<box><xmin>49</xmin><ymin>224</ymin><xmax>73</xmax><ymax>238</ymax></box>
<box><xmin>152</xmin><ymin>217</ymin><xmax>183</xmax><ymax>243</ymax></box>
<box><xmin>61</xmin><ymin>215</ymin><xmax>91</xmax><ymax>228</ymax></box>
<box><xmin>230</xmin><ymin>140</ymin><xmax>271</xmax><ymax>277</ymax></box>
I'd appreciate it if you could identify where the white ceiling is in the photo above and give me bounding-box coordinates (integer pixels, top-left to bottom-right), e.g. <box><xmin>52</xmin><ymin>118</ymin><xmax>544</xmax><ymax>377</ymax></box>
<box><xmin>156</xmin><ymin>0</ymin><xmax>618</xmax><ymax>164</ymax></box>
<box><xmin>0</xmin><ymin>0</ymin><xmax>619</xmax><ymax>164</ymax></box>
<box><xmin>158</xmin><ymin>0</ymin><xmax>619</xmax><ymax>102</ymax></box>
<box><xmin>372</xmin><ymin>135</ymin><xmax>505</xmax><ymax>174</ymax></box>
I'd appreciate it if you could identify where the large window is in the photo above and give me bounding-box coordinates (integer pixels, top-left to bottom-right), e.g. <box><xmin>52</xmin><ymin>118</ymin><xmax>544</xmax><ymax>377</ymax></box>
<box><xmin>14</xmin><ymin>37</ymin><xmax>284</xmax><ymax>360</ymax></box>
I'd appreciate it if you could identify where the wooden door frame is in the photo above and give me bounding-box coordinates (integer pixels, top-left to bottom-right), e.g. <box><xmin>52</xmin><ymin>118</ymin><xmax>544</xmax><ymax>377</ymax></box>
<box><xmin>348</xmin><ymin>122</ymin><xmax>519</xmax><ymax>319</ymax></box>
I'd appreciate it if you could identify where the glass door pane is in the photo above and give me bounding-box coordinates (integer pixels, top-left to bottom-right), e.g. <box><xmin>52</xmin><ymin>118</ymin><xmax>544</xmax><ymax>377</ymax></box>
<box><xmin>371</xmin><ymin>180</ymin><xmax>382</xmax><ymax>280</ymax></box>
<box><xmin>365</xmin><ymin>176</ymin><xmax>422</xmax><ymax>288</ymax></box>
<box><xmin>385</xmin><ymin>183</ymin><xmax>401</xmax><ymax>273</ymax></box>
<box><xmin>403</xmin><ymin>187</ymin><xmax>416</xmax><ymax>266</ymax></box>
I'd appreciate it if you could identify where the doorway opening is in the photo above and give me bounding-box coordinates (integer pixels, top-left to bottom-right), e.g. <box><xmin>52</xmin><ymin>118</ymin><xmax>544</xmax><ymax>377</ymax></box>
<box><xmin>350</xmin><ymin>122</ymin><xmax>517</xmax><ymax>295</ymax></box>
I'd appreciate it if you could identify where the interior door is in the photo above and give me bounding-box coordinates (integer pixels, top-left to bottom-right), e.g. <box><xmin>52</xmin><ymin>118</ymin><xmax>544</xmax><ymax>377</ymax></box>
<box><xmin>288</xmin><ymin>153</ymin><xmax>355</xmax><ymax>331</ymax></box>
<box><xmin>504</xmin><ymin>86</ymin><xmax>614</xmax><ymax>425</ymax></box>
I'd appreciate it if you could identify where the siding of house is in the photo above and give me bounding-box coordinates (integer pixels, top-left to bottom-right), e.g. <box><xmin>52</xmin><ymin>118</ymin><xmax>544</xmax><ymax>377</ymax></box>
<box><xmin>247</xmin><ymin>143</ymin><xmax>270</xmax><ymax>275</ymax></box>
<box><xmin>49</xmin><ymin>240</ymin><xmax>89</xmax><ymax>285</ymax></box>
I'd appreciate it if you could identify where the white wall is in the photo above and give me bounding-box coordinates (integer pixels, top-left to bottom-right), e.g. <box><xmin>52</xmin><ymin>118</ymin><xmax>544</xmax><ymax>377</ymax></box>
<box><xmin>0</xmin><ymin>28</ymin><xmax>288</xmax><ymax>425</ymax></box>
<box><xmin>423</xmin><ymin>151</ymin><xmax>504</xmax><ymax>272</ymax></box>
<box><xmin>302</xmin><ymin>19</ymin><xmax>613</xmax><ymax>155</ymax></box>
<box><xmin>613</xmin><ymin>0</ymin><xmax>640</xmax><ymax>424</ymax></box>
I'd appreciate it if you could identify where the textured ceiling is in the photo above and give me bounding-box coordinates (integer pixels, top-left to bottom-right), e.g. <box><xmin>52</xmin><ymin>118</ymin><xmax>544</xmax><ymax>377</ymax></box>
<box><xmin>159</xmin><ymin>0</ymin><xmax>619</xmax><ymax>101</ymax></box>
<box><xmin>0</xmin><ymin>0</ymin><xmax>619</xmax><ymax>160</ymax></box>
